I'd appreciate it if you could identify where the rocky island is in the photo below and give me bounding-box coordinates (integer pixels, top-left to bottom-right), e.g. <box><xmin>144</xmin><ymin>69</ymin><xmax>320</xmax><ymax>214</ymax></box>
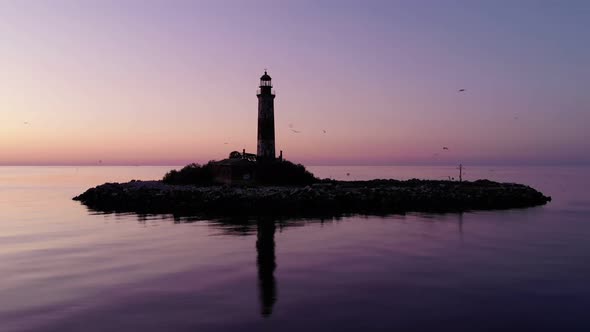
<box><xmin>74</xmin><ymin>72</ymin><xmax>551</xmax><ymax>218</ymax></box>
<box><xmin>73</xmin><ymin>166</ymin><xmax>551</xmax><ymax>217</ymax></box>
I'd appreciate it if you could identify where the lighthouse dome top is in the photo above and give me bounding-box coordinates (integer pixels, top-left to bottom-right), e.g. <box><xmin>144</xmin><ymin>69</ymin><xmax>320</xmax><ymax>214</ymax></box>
<box><xmin>260</xmin><ymin>71</ymin><xmax>272</xmax><ymax>81</ymax></box>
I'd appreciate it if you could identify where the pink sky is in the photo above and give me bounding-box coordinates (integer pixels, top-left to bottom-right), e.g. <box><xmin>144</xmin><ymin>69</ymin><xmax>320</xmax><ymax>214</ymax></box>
<box><xmin>1</xmin><ymin>1</ymin><xmax>588</xmax><ymax>166</ymax></box>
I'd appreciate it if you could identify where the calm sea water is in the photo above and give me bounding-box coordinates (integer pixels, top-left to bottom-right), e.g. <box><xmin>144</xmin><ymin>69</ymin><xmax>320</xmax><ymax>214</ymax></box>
<box><xmin>1</xmin><ymin>165</ymin><xmax>589</xmax><ymax>331</ymax></box>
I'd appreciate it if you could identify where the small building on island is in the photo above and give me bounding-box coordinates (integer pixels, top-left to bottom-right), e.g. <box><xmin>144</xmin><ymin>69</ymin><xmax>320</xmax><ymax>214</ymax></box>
<box><xmin>211</xmin><ymin>150</ymin><xmax>256</xmax><ymax>185</ymax></box>
<box><xmin>210</xmin><ymin>71</ymin><xmax>282</xmax><ymax>185</ymax></box>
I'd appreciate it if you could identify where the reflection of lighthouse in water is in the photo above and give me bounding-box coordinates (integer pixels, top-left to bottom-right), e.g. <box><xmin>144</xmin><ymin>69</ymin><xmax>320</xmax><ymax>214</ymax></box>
<box><xmin>256</xmin><ymin>220</ymin><xmax>277</xmax><ymax>317</ymax></box>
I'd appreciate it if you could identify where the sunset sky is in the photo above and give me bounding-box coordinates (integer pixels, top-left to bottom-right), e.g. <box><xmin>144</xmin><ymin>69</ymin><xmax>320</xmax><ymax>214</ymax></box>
<box><xmin>1</xmin><ymin>0</ymin><xmax>588</xmax><ymax>166</ymax></box>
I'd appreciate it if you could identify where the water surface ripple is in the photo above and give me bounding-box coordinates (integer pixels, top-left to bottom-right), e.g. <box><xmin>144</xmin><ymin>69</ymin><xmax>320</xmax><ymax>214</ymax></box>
<box><xmin>0</xmin><ymin>166</ymin><xmax>588</xmax><ymax>331</ymax></box>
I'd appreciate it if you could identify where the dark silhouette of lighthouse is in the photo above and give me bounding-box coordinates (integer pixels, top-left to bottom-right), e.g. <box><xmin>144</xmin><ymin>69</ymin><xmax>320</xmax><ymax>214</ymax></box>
<box><xmin>257</xmin><ymin>71</ymin><xmax>276</xmax><ymax>160</ymax></box>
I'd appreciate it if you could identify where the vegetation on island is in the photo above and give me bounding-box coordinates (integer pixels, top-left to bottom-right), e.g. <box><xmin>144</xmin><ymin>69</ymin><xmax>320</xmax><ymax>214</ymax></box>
<box><xmin>162</xmin><ymin>162</ymin><xmax>216</xmax><ymax>185</ymax></box>
<box><xmin>254</xmin><ymin>160</ymin><xmax>318</xmax><ymax>185</ymax></box>
<box><xmin>162</xmin><ymin>159</ymin><xmax>318</xmax><ymax>186</ymax></box>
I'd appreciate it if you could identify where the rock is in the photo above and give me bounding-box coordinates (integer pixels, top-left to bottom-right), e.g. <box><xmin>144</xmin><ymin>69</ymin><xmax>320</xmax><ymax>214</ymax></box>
<box><xmin>73</xmin><ymin>179</ymin><xmax>551</xmax><ymax>217</ymax></box>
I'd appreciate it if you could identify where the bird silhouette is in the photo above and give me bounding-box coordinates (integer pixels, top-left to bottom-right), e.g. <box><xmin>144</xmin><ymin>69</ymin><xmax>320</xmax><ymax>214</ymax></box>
<box><xmin>443</xmin><ymin>147</ymin><xmax>449</xmax><ymax>150</ymax></box>
<box><xmin>458</xmin><ymin>89</ymin><xmax>465</xmax><ymax>92</ymax></box>
<box><xmin>291</xmin><ymin>129</ymin><xmax>301</xmax><ymax>134</ymax></box>
<box><xmin>224</xmin><ymin>142</ymin><xmax>229</xmax><ymax>145</ymax></box>
<box><xmin>322</xmin><ymin>129</ymin><xmax>327</xmax><ymax>134</ymax></box>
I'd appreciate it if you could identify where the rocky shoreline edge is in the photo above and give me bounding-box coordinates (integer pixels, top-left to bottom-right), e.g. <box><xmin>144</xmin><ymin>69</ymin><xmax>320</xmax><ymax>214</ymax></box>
<box><xmin>73</xmin><ymin>179</ymin><xmax>551</xmax><ymax>217</ymax></box>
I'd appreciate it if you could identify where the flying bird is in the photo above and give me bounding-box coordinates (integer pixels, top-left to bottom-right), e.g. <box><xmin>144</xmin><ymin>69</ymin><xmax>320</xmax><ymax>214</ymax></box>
<box><xmin>224</xmin><ymin>142</ymin><xmax>229</xmax><ymax>145</ymax></box>
<box><xmin>291</xmin><ymin>129</ymin><xmax>301</xmax><ymax>134</ymax></box>
<box><xmin>322</xmin><ymin>129</ymin><xmax>327</xmax><ymax>134</ymax></box>
<box><xmin>458</xmin><ymin>89</ymin><xmax>465</xmax><ymax>92</ymax></box>
<box><xmin>443</xmin><ymin>147</ymin><xmax>449</xmax><ymax>150</ymax></box>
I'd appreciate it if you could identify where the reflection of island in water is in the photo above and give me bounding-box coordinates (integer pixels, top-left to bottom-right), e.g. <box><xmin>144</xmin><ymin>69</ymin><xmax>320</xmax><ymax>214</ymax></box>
<box><xmin>256</xmin><ymin>220</ymin><xmax>277</xmax><ymax>317</ymax></box>
<box><xmin>213</xmin><ymin>215</ymin><xmax>465</xmax><ymax>317</ymax></box>
<box><xmin>134</xmin><ymin>213</ymin><xmax>469</xmax><ymax>317</ymax></box>
<box><xmin>177</xmin><ymin>216</ymin><xmax>289</xmax><ymax>317</ymax></box>
<box><xmin>137</xmin><ymin>215</ymin><xmax>332</xmax><ymax>317</ymax></box>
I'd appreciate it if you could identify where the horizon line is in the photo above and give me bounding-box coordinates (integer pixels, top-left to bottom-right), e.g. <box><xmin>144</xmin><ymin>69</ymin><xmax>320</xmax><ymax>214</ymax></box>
<box><xmin>1</xmin><ymin>162</ymin><xmax>588</xmax><ymax>167</ymax></box>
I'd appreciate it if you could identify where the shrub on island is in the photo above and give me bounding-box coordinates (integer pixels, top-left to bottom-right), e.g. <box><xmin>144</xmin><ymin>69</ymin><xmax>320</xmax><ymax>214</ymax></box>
<box><xmin>256</xmin><ymin>160</ymin><xmax>318</xmax><ymax>185</ymax></box>
<box><xmin>162</xmin><ymin>159</ymin><xmax>319</xmax><ymax>186</ymax></box>
<box><xmin>162</xmin><ymin>162</ymin><xmax>216</xmax><ymax>185</ymax></box>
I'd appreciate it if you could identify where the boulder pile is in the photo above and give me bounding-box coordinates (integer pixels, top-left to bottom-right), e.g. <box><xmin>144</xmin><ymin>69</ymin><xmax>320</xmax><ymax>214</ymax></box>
<box><xmin>73</xmin><ymin>179</ymin><xmax>551</xmax><ymax>217</ymax></box>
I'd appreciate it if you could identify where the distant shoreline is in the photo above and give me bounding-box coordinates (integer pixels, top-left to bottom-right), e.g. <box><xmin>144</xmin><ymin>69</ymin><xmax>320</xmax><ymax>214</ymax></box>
<box><xmin>2</xmin><ymin>164</ymin><xmax>589</xmax><ymax>167</ymax></box>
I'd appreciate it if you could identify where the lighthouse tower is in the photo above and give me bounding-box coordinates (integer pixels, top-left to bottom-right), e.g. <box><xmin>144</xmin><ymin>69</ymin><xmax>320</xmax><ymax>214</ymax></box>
<box><xmin>257</xmin><ymin>71</ymin><xmax>276</xmax><ymax>160</ymax></box>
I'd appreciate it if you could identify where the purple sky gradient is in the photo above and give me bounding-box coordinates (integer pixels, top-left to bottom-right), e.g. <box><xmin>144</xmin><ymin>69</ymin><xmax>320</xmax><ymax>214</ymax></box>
<box><xmin>1</xmin><ymin>0</ymin><xmax>589</xmax><ymax>165</ymax></box>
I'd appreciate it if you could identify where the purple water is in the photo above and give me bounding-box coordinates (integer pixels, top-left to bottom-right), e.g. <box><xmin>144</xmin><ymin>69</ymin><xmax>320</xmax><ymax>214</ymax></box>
<box><xmin>0</xmin><ymin>166</ymin><xmax>589</xmax><ymax>331</ymax></box>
